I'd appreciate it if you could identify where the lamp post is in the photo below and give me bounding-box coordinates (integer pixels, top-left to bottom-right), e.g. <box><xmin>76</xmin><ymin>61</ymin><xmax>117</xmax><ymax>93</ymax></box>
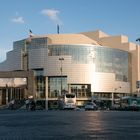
<box><xmin>59</xmin><ymin>57</ymin><xmax>64</xmax><ymax>96</ymax></box>
<box><xmin>136</xmin><ymin>38</ymin><xmax>140</xmax><ymax>96</ymax></box>
<box><xmin>89</xmin><ymin>48</ymin><xmax>96</xmax><ymax>102</ymax></box>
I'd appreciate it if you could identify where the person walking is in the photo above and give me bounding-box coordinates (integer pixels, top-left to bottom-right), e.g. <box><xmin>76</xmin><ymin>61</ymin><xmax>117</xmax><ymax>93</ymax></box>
<box><xmin>25</xmin><ymin>99</ymin><xmax>30</xmax><ymax>110</ymax></box>
<box><xmin>30</xmin><ymin>100</ymin><xmax>36</xmax><ymax>111</ymax></box>
<box><xmin>9</xmin><ymin>99</ymin><xmax>15</xmax><ymax>110</ymax></box>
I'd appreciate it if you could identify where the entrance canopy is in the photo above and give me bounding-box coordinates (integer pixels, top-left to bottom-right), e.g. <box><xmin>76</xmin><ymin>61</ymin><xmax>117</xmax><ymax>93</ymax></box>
<box><xmin>0</xmin><ymin>78</ymin><xmax>27</xmax><ymax>87</ymax></box>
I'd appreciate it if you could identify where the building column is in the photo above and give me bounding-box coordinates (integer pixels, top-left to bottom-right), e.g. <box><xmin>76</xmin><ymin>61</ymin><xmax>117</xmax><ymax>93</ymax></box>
<box><xmin>111</xmin><ymin>92</ymin><xmax>114</xmax><ymax>107</ymax></box>
<box><xmin>10</xmin><ymin>87</ymin><xmax>12</xmax><ymax>101</ymax></box>
<box><xmin>68</xmin><ymin>84</ymin><xmax>71</xmax><ymax>93</ymax></box>
<box><xmin>6</xmin><ymin>88</ymin><xmax>8</xmax><ymax>105</ymax></box>
<box><xmin>91</xmin><ymin>92</ymin><xmax>94</xmax><ymax>102</ymax></box>
<box><xmin>45</xmin><ymin>77</ymin><xmax>48</xmax><ymax>110</ymax></box>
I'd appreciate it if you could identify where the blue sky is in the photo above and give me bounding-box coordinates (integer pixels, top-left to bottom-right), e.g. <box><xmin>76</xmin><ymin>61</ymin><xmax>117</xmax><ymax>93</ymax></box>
<box><xmin>0</xmin><ymin>0</ymin><xmax>140</xmax><ymax>62</ymax></box>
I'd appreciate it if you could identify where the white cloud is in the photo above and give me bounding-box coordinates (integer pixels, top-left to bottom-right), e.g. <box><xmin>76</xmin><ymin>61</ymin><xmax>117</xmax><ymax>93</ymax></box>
<box><xmin>41</xmin><ymin>8</ymin><xmax>62</xmax><ymax>24</ymax></box>
<box><xmin>11</xmin><ymin>16</ymin><xmax>25</xmax><ymax>24</ymax></box>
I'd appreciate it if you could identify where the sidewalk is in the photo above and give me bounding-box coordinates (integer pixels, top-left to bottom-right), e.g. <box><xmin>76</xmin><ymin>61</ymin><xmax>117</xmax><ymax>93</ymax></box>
<box><xmin>0</xmin><ymin>105</ymin><xmax>8</xmax><ymax>110</ymax></box>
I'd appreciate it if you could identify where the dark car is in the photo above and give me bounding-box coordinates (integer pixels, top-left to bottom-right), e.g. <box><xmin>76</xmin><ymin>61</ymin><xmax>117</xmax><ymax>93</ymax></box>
<box><xmin>84</xmin><ymin>102</ymin><xmax>97</xmax><ymax>111</ymax></box>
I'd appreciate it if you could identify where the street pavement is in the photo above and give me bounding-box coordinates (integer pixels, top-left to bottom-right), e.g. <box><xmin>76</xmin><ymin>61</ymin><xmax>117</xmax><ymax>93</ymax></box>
<box><xmin>0</xmin><ymin>110</ymin><xmax>140</xmax><ymax>140</ymax></box>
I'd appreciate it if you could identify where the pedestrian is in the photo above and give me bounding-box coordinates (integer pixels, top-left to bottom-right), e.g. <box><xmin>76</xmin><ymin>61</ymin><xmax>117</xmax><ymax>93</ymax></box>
<box><xmin>25</xmin><ymin>99</ymin><xmax>30</xmax><ymax>110</ymax></box>
<box><xmin>9</xmin><ymin>99</ymin><xmax>15</xmax><ymax>110</ymax></box>
<box><xmin>29</xmin><ymin>100</ymin><xmax>36</xmax><ymax>111</ymax></box>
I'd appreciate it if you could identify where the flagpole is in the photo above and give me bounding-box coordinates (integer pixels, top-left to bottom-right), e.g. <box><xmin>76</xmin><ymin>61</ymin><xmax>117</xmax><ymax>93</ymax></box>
<box><xmin>22</xmin><ymin>30</ymin><xmax>33</xmax><ymax>70</ymax></box>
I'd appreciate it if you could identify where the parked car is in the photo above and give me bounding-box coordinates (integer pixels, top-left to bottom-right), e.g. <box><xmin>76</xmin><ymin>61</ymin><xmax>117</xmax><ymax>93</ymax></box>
<box><xmin>84</xmin><ymin>102</ymin><xmax>97</xmax><ymax>111</ymax></box>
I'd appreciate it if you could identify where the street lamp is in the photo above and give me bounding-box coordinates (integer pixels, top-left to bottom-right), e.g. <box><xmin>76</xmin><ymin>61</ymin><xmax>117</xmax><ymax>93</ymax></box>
<box><xmin>136</xmin><ymin>38</ymin><xmax>140</xmax><ymax>96</ymax></box>
<box><xmin>89</xmin><ymin>48</ymin><xmax>96</xmax><ymax>102</ymax></box>
<box><xmin>59</xmin><ymin>57</ymin><xmax>64</xmax><ymax>96</ymax></box>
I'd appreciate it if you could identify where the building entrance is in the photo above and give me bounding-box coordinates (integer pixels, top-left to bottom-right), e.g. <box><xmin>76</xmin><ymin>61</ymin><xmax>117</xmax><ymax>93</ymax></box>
<box><xmin>0</xmin><ymin>87</ymin><xmax>25</xmax><ymax>105</ymax></box>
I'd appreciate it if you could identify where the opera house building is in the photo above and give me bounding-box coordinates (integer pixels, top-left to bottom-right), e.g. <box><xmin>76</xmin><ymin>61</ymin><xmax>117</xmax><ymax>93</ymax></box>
<box><xmin>0</xmin><ymin>30</ymin><xmax>139</xmax><ymax>108</ymax></box>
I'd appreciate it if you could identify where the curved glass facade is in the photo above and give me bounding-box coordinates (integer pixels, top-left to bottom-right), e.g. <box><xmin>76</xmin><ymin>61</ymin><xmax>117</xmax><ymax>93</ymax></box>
<box><xmin>48</xmin><ymin>44</ymin><xmax>95</xmax><ymax>64</ymax></box>
<box><xmin>48</xmin><ymin>44</ymin><xmax>129</xmax><ymax>82</ymax></box>
<box><xmin>95</xmin><ymin>46</ymin><xmax>128</xmax><ymax>82</ymax></box>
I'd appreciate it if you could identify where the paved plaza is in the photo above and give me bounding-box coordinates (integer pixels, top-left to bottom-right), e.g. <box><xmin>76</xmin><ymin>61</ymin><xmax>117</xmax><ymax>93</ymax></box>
<box><xmin>0</xmin><ymin>110</ymin><xmax>140</xmax><ymax>140</ymax></box>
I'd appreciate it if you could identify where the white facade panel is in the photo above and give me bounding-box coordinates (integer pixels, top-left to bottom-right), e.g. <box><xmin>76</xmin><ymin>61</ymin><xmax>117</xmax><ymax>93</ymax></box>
<box><xmin>44</xmin><ymin>56</ymin><xmax>72</xmax><ymax>76</ymax></box>
<box><xmin>44</xmin><ymin>56</ymin><xmax>96</xmax><ymax>84</ymax></box>
<box><xmin>66</xmin><ymin>64</ymin><xmax>95</xmax><ymax>84</ymax></box>
<box><xmin>92</xmin><ymin>72</ymin><xmax>115</xmax><ymax>92</ymax></box>
<box><xmin>92</xmin><ymin>72</ymin><xmax>130</xmax><ymax>93</ymax></box>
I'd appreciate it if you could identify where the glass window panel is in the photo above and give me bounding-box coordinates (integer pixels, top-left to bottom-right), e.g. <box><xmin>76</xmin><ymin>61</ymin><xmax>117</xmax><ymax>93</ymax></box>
<box><xmin>48</xmin><ymin>77</ymin><xmax>68</xmax><ymax>98</ymax></box>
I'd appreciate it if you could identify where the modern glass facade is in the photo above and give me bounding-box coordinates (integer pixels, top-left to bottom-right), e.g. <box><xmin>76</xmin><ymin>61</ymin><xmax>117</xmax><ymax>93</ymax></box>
<box><xmin>95</xmin><ymin>47</ymin><xmax>128</xmax><ymax>82</ymax></box>
<box><xmin>48</xmin><ymin>44</ymin><xmax>129</xmax><ymax>82</ymax></box>
<box><xmin>13</xmin><ymin>39</ymin><xmax>129</xmax><ymax>86</ymax></box>
<box><xmin>17</xmin><ymin>42</ymin><xmax>129</xmax><ymax>101</ymax></box>
<box><xmin>48</xmin><ymin>45</ymin><xmax>95</xmax><ymax>64</ymax></box>
<box><xmin>0</xmin><ymin>31</ymin><xmax>135</xmax><ymax>108</ymax></box>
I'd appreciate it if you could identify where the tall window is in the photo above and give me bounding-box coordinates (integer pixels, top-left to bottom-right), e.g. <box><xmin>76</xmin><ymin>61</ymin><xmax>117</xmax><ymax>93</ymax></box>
<box><xmin>95</xmin><ymin>47</ymin><xmax>129</xmax><ymax>82</ymax></box>
<box><xmin>48</xmin><ymin>77</ymin><xmax>68</xmax><ymax>98</ymax></box>
<box><xmin>34</xmin><ymin>69</ymin><xmax>45</xmax><ymax>99</ymax></box>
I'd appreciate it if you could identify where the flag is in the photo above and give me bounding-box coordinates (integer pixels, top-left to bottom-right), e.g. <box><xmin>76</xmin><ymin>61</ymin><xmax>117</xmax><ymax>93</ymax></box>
<box><xmin>29</xmin><ymin>29</ymin><xmax>34</xmax><ymax>38</ymax></box>
<box><xmin>57</xmin><ymin>24</ymin><xmax>59</xmax><ymax>34</ymax></box>
<box><xmin>26</xmin><ymin>29</ymin><xmax>34</xmax><ymax>45</ymax></box>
